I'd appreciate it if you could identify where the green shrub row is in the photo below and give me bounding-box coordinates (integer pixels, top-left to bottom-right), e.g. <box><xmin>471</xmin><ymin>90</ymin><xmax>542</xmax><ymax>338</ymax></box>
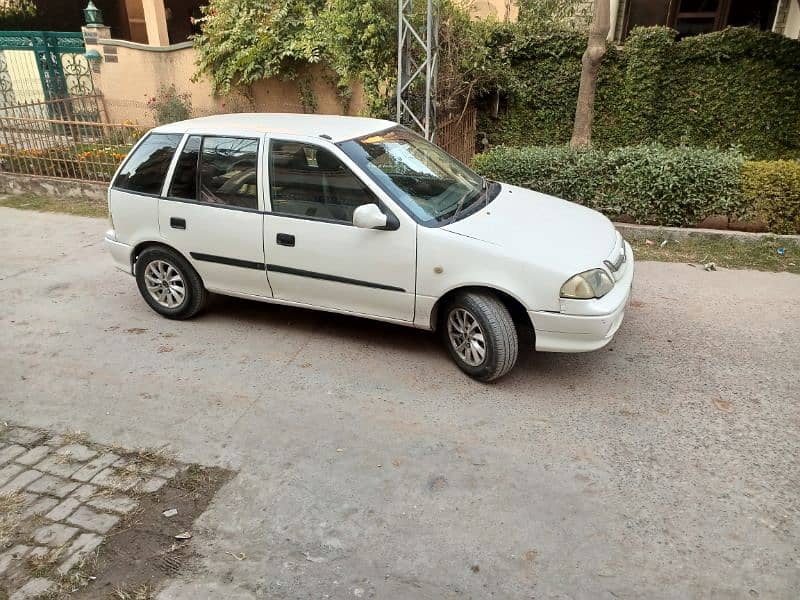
<box><xmin>741</xmin><ymin>161</ymin><xmax>800</xmax><ymax>234</ymax></box>
<box><xmin>477</xmin><ymin>26</ymin><xmax>800</xmax><ymax>160</ymax></box>
<box><xmin>472</xmin><ymin>145</ymin><xmax>800</xmax><ymax>233</ymax></box>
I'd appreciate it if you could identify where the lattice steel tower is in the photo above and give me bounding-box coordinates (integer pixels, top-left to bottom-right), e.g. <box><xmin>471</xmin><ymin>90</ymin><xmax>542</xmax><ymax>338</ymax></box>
<box><xmin>396</xmin><ymin>0</ymin><xmax>438</xmax><ymax>140</ymax></box>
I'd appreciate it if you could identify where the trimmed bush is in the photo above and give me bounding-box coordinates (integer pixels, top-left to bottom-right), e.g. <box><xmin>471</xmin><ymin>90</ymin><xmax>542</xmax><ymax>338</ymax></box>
<box><xmin>472</xmin><ymin>144</ymin><xmax>748</xmax><ymax>228</ymax></box>
<box><xmin>478</xmin><ymin>26</ymin><xmax>800</xmax><ymax>160</ymax></box>
<box><xmin>741</xmin><ymin>161</ymin><xmax>800</xmax><ymax>234</ymax></box>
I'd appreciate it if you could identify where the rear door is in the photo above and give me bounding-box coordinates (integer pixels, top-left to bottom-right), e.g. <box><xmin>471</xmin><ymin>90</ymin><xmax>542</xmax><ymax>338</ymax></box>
<box><xmin>262</xmin><ymin>137</ymin><xmax>416</xmax><ymax>321</ymax></box>
<box><xmin>159</xmin><ymin>134</ymin><xmax>269</xmax><ymax>298</ymax></box>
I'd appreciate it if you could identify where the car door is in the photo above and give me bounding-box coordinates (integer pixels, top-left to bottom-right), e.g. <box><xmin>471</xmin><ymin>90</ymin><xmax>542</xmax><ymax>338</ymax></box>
<box><xmin>159</xmin><ymin>134</ymin><xmax>270</xmax><ymax>298</ymax></box>
<box><xmin>263</xmin><ymin>137</ymin><xmax>416</xmax><ymax>321</ymax></box>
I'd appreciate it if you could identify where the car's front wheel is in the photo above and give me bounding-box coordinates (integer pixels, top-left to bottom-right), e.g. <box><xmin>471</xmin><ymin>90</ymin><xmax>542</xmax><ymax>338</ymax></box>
<box><xmin>135</xmin><ymin>246</ymin><xmax>207</xmax><ymax>319</ymax></box>
<box><xmin>442</xmin><ymin>291</ymin><xmax>519</xmax><ymax>382</ymax></box>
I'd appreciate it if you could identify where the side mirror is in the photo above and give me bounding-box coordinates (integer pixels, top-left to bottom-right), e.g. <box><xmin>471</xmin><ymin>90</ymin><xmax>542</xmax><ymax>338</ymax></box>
<box><xmin>353</xmin><ymin>203</ymin><xmax>388</xmax><ymax>229</ymax></box>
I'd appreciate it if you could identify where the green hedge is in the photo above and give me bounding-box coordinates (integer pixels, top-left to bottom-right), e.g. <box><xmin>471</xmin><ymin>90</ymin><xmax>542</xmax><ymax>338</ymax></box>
<box><xmin>472</xmin><ymin>145</ymin><xmax>800</xmax><ymax>233</ymax></box>
<box><xmin>741</xmin><ymin>161</ymin><xmax>800</xmax><ymax>234</ymax></box>
<box><xmin>479</xmin><ymin>26</ymin><xmax>800</xmax><ymax>160</ymax></box>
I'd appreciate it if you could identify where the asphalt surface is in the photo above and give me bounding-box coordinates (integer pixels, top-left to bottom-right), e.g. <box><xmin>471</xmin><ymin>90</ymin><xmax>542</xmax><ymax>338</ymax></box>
<box><xmin>1</xmin><ymin>207</ymin><xmax>799</xmax><ymax>599</ymax></box>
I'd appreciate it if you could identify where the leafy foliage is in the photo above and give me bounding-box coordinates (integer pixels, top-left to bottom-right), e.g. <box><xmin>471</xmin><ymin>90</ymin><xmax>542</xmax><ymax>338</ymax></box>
<box><xmin>741</xmin><ymin>161</ymin><xmax>800</xmax><ymax>234</ymax></box>
<box><xmin>193</xmin><ymin>0</ymin><xmax>393</xmax><ymax>115</ymax></box>
<box><xmin>477</xmin><ymin>25</ymin><xmax>800</xmax><ymax>159</ymax></box>
<box><xmin>146</xmin><ymin>85</ymin><xmax>192</xmax><ymax>125</ymax></box>
<box><xmin>193</xmin><ymin>0</ymin><xmax>323</xmax><ymax>94</ymax></box>
<box><xmin>0</xmin><ymin>0</ymin><xmax>36</xmax><ymax>28</ymax></box>
<box><xmin>472</xmin><ymin>144</ymin><xmax>752</xmax><ymax>228</ymax></box>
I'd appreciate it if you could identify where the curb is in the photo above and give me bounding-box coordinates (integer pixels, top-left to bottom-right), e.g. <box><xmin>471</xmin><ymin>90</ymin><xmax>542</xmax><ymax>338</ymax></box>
<box><xmin>614</xmin><ymin>222</ymin><xmax>800</xmax><ymax>245</ymax></box>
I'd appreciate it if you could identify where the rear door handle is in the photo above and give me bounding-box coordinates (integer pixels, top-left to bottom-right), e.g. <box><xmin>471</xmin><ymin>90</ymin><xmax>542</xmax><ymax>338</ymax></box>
<box><xmin>170</xmin><ymin>217</ymin><xmax>186</xmax><ymax>230</ymax></box>
<box><xmin>276</xmin><ymin>233</ymin><xmax>295</xmax><ymax>247</ymax></box>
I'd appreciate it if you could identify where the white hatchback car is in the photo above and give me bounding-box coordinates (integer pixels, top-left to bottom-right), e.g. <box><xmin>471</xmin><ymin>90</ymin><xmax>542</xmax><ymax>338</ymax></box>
<box><xmin>106</xmin><ymin>114</ymin><xmax>633</xmax><ymax>381</ymax></box>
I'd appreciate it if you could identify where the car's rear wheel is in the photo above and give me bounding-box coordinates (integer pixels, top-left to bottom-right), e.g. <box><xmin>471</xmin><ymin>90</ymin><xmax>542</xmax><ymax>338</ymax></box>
<box><xmin>135</xmin><ymin>247</ymin><xmax>207</xmax><ymax>319</ymax></box>
<box><xmin>442</xmin><ymin>291</ymin><xmax>519</xmax><ymax>382</ymax></box>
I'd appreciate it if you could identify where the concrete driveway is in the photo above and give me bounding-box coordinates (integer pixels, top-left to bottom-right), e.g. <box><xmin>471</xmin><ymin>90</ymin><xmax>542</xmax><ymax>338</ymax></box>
<box><xmin>1</xmin><ymin>207</ymin><xmax>799</xmax><ymax>599</ymax></box>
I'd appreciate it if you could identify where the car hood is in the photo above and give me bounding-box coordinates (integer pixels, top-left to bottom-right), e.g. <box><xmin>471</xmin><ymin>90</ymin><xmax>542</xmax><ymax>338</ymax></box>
<box><xmin>442</xmin><ymin>184</ymin><xmax>617</xmax><ymax>273</ymax></box>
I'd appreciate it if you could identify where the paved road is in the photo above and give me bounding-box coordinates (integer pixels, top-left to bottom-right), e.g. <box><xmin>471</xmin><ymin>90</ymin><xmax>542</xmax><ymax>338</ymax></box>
<box><xmin>1</xmin><ymin>207</ymin><xmax>799</xmax><ymax>599</ymax></box>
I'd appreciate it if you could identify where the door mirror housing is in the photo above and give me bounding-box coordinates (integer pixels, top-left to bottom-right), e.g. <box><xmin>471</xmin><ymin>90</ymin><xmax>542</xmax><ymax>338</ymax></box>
<box><xmin>353</xmin><ymin>203</ymin><xmax>388</xmax><ymax>229</ymax></box>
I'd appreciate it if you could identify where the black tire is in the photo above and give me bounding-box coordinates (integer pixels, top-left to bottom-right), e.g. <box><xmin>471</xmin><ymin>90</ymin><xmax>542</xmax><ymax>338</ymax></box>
<box><xmin>441</xmin><ymin>291</ymin><xmax>519</xmax><ymax>382</ymax></box>
<box><xmin>135</xmin><ymin>246</ymin><xmax>207</xmax><ymax>320</ymax></box>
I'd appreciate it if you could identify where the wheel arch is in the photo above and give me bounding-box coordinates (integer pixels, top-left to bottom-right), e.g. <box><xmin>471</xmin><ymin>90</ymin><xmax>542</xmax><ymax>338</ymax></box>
<box><xmin>130</xmin><ymin>240</ymin><xmax>186</xmax><ymax>275</ymax></box>
<box><xmin>430</xmin><ymin>285</ymin><xmax>535</xmax><ymax>338</ymax></box>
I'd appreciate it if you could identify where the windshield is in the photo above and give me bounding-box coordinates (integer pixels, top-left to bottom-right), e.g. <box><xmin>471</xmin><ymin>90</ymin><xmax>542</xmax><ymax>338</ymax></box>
<box><xmin>338</xmin><ymin>126</ymin><xmax>486</xmax><ymax>225</ymax></box>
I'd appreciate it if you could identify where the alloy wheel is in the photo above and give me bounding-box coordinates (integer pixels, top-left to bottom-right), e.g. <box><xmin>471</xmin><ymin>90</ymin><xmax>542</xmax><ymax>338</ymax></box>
<box><xmin>447</xmin><ymin>307</ymin><xmax>486</xmax><ymax>366</ymax></box>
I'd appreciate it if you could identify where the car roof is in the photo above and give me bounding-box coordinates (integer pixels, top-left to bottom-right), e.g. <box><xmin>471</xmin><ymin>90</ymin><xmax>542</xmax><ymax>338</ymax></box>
<box><xmin>152</xmin><ymin>113</ymin><xmax>398</xmax><ymax>142</ymax></box>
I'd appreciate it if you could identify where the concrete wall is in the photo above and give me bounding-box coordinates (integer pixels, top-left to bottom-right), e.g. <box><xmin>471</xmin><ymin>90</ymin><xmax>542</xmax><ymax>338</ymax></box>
<box><xmin>0</xmin><ymin>173</ymin><xmax>108</xmax><ymax>204</ymax></box>
<box><xmin>85</xmin><ymin>36</ymin><xmax>365</xmax><ymax>126</ymax></box>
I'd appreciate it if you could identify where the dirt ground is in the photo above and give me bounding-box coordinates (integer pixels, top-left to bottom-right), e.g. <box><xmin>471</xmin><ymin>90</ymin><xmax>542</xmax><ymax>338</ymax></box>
<box><xmin>1</xmin><ymin>208</ymin><xmax>799</xmax><ymax>599</ymax></box>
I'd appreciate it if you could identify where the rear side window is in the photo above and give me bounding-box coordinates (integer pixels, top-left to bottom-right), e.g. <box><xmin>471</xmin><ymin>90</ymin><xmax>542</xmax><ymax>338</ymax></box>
<box><xmin>113</xmin><ymin>133</ymin><xmax>181</xmax><ymax>195</ymax></box>
<box><xmin>197</xmin><ymin>137</ymin><xmax>259</xmax><ymax>209</ymax></box>
<box><xmin>168</xmin><ymin>135</ymin><xmax>201</xmax><ymax>200</ymax></box>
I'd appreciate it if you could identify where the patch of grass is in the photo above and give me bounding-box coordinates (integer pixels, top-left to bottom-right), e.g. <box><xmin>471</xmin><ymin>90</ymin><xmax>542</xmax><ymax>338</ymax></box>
<box><xmin>112</xmin><ymin>583</ymin><xmax>155</xmax><ymax>600</ymax></box>
<box><xmin>629</xmin><ymin>236</ymin><xmax>800</xmax><ymax>274</ymax></box>
<box><xmin>62</xmin><ymin>429</ymin><xmax>89</xmax><ymax>444</ymax></box>
<box><xmin>0</xmin><ymin>194</ymin><xmax>107</xmax><ymax>218</ymax></box>
<box><xmin>0</xmin><ymin>491</ymin><xmax>25</xmax><ymax>547</ymax></box>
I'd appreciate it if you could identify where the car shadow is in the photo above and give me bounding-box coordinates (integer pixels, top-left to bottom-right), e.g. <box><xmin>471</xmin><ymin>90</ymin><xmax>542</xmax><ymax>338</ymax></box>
<box><xmin>203</xmin><ymin>293</ymin><xmax>621</xmax><ymax>386</ymax></box>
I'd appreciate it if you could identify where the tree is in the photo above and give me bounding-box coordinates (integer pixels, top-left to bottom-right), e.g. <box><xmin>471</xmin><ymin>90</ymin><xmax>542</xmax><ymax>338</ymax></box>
<box><xmin>570</xmin><ymin>0</ymin><xmax>610</xmax><ymax>149</ymax></box>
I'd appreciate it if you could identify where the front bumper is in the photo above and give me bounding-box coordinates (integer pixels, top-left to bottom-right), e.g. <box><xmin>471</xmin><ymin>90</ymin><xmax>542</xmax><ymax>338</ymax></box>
<box><xmin>529</xmin><ymin>242</ymin><xmax>634</xmax><ymax>353</ymax></box>
<box><xmin>104</xmin><ymin>230</ymin><xmax>132</xmax><ymax>274</ymax></box>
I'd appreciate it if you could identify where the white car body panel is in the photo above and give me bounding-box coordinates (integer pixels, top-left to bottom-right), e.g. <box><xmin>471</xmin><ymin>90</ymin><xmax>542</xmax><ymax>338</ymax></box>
<box><xmin>107</xmin><ymin>113</ymin><xmax>635</xmax><ymax>356</ymax></box>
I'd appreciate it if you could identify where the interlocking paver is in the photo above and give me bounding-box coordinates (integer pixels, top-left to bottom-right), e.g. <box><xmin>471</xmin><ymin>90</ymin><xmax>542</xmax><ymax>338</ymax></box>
<box><xmin>9</xmin><ymin>577</ymin><xmax>56</xmax><ymax>600</ymax></box>
<box><xmin>15</xmin><ymin>445</ymin><xmax>51</xmax><ymax>466</ymax></box>
<box><xmin>90</xmin><ymin>467</ymin><xmax>140</xmax><ymax>491</ymax></box>
<box><xmin>33</xmin><ymin>454</ymin><xmax>83</xmax><ymax>478</ymax></box>
<box><xmin>56</xmin><ymin>443</ymin><xmax>97</xmax><ymax>462</ymax></box>
<box><xmin>0</xmin><ymin>544</ymin><xmax>30</xmax><ymax>576</ymax></box>
<box><xmin>88</xmin><ymin>494</ymin><xmax>138</xmax><ymax>515</ymax></box>
<box><xmin>70</xmin><ymin>483</ymin><xmax>98</xmax><ymax>502</ymax></box>
<box><xmin>0</xmin><ymin>463</ymin><xmax>24</xmax><ymax>487</ymax></box>
<box><xmin>6</xmin><ymin>427</ymin><xmax>46</xmax><ymax>446</ymax></box>
<box><xmin>0</xmin><ymin>444</ymin><xmax>26</xmax><ymax>465</ymax></box>
<box><xmin>71</xmin><ymin>452</ymin><xmax>118</xmax><ymax>482</ymax></box>
<box><xmin>0</xmin><ymin>469</ymin><xmax>43</xmax><ymax>494</ymax></box>
<box><xmin>139</xmin><ymin>476</ymin><xmax>167</xmax><ymax>493</ymax></box>
<box><xmin>45</xmin><ymin>497</ymin><xmax>81</xmax><ymax>522</ymax></box>
<box><xmin>21</xmin><ymin>496</ymin><xmax>59</xmax><ymax>519</ymax></box>
<box><xmin>66</xmin><ymin>505</ymin><xmax>119</xmax><ymax>534</ymax></box>
<box><xmin>58</xmin><ymin>532</ymin><xmax>103</xmax><ymax>575</ymax></box>
<box><xmin>32</xmin><ymin>523</ymin><xmax>78</xmax><ymax>546</ymax></box>
<box><xmin>25</xmin><ymin>473</ymin><xmax>79</xmax><ymax>498</ymax></box>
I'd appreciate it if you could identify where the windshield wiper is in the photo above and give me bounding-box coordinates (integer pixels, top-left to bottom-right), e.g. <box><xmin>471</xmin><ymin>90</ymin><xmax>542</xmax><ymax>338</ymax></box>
<box><xmin>448</xmin><ymin>187</ymin><xmax>476</xmax><ymax>224</ymax></box>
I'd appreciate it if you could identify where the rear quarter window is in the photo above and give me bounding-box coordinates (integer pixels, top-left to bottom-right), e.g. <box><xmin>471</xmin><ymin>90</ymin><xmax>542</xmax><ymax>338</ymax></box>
<box><xmin>113</xmin><ymin>133</ymin><xmax>182</xmax><ymax>195</ymax></box>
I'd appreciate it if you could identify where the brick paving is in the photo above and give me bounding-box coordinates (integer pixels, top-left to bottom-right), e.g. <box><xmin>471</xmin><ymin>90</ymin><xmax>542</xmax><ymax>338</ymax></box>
<box><xmin>0</xmin><ymin>424</ymin><xmax>184</xmax><ymax>596</ymax></box>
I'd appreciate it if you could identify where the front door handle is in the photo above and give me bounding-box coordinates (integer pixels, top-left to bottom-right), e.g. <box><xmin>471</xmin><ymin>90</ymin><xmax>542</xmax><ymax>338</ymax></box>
<box><xmin>170</xmin><ymin>217</ymin><xmax>186</xmax><ymax>230</ymax></box>
<box><xmin>276</xmin><ymin>233</ymin><xmax>295</xmax><ymax>247</ymax></box>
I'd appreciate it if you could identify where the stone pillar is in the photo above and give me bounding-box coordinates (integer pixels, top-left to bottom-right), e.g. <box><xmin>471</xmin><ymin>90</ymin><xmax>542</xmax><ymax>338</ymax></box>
<box><xmin>141</xmin><ymin>0</ymin><xmax>170</xmax><ymax>46</ymax></box>
<box><xmin>81</xmin><ymin>25</ymin><xmax>111</xmax><ymax>73</ymax></box>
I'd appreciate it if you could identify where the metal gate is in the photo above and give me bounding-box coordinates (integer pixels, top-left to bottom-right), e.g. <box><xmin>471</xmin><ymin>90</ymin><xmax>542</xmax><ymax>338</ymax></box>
<box><xmin>0</xmin><ymin>30</ymin><xmax>98</xmax><ymax>120</ymax></box>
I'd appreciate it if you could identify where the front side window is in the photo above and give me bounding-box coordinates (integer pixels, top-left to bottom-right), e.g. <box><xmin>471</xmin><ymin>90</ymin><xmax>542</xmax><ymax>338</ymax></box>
<box><xmin>197</xmin><ymin>136</ymin><xmax>259</xmax><ymax>209</ymax></box>
<box><xmin>114</xmin><ymin>133</ymin><xmax>182</xmax><ymax>195</ymax></box>
<box><xmin>269</xmin><ymin>140</ymin><xmax>378</xmax><ymax>223</ymax></box>
<box><xmin>338</xmin><ymin>127</ymin><xmax>488</xmax><ymax>226</ymax></box>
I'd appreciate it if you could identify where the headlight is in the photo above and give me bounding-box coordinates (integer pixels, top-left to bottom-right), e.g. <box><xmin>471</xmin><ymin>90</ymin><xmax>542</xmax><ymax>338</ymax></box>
<box><xmin>560</xmin><ymin>269</ymin><xmax>614</xmax><ymax>299</ymax></box>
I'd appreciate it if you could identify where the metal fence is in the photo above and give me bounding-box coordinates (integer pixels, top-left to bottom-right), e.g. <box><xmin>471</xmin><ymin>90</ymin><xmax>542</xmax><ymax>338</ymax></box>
<box><xmin>437</xmin><ymin>108</ymin><xmax>477</xmax><ymax>166</ymax></box>
<box><xmin>0</xmin><ymin>95</ymin><xmax>144</xmax><ymax>183</ymax></box>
